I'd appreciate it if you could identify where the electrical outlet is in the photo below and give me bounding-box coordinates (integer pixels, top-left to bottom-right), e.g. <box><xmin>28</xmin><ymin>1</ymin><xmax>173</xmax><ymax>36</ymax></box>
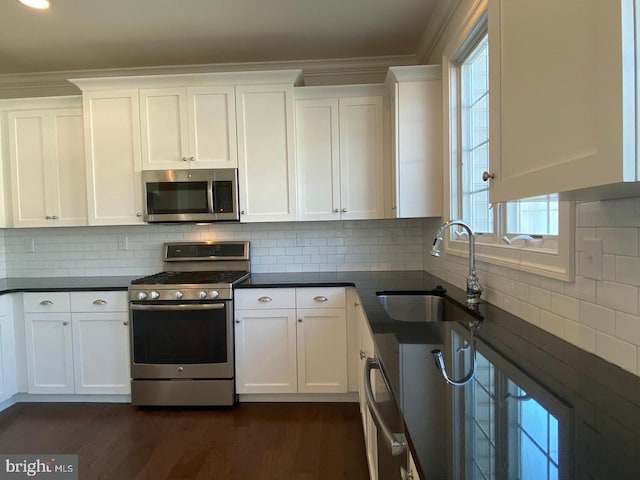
<box><xmin>580</xmin><ymin>239</ymin><xmax>602</xmax><ymax>280</ymax></box>
<box><xmin>118</xmin><ymin>235</ymin><xmax>129</xmax><ymax>251</ymax></box>
<box><xmin>23</xmin><ymin>238</ymin><xmax>34</xmax><ymax>253</ymax></box>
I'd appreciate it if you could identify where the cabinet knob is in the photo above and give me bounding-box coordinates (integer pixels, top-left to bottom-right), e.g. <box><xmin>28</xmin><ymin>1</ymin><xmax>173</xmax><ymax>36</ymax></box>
<box><xmin>136</xmin><ymin>213</ymin><xmax>142</xmax><ymax>217</ymax></box>
<box><xmin>52</xmin><ymin>215</ymin><xmax>58</xmax><ymax>219</ymax></box>
<box><xmin>359</xmin><ymin>349</ymin><xmax>366</xmax><ymax>360</ymax></box>
<box><xmin>177</xmin><ymin>367</ymin><xmax>184</xmax><ymax>373</ymax></box>
<box><xmin>189</xmin><ymin>156</ymin><xmax>195</xmax><ymax>161</ymax></box>
<box><xmin>341</xmin><ymin>208</ymin><xmax>347</xmax><ymax>213</ymax></box>
<box><xmin>182</xmin><ymin>157</ymin><xmax>188</xmax><ymax>162</ymax></box>
<box><xmin>235</xmin><ymin>319</ymin><xmax>240</xmax><ymax>324</ymax></box>
<box><xmin>313</xmin><ymin>296</ymin><xmax>328</xmax><ymax>302</ymax></box>
<box><xmin>45</xmin><ymin>216</ymin><xmax>51</xmax><ymax>220</ymax></box>
<box><xmin>123</xmin><ymin>321</ymin><xmax>129</xmax><ymax>326</ymax></box>
<box><xmin>354</xmin><ymin>302</ymin><xmax>360</xmax><ymax>307</ymax></box>
<box><xmin>298</xmin><ymin>318</ymin><xmax>303</xmax><ymax>323</ymax></box>
<box><xmin>333</xmin><ymin>208</ymin><xmax>339</xmax><ymax>213</ymax></box>
<box><xmin>482</xmin><ymin>171</ymin><xmax>495</xmax><ymax>182</ymax></box>
<box><xmin>93</xmin><ymin>299</ymin><xmax>107</xmax><ymax>305</ymax></box>
<box><xmin>241</xmin><ymin>210</ymin><xmax>245</xmax><ymax>215</ymax></box>
<box><xmin>40</xmin><ymin>300</ymin><xmax>53</xmax><ymax>306</ymax></box>
<box><xmin>62</xmin><ymin>321</ymin><xmax>69</xmax><ymax>326</ymax></box>
<box><xmin>258</xmin><ymin>296</ymin><xmax>272</xmax><ymax>303</ymax></box>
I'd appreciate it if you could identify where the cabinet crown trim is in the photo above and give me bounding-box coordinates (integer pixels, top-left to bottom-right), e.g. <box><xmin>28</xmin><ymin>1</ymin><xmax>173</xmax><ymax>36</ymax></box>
<box><xmin>69</xmin><ymin>69</ymin><xmax>304</xmax><ymax>91</ymax></box>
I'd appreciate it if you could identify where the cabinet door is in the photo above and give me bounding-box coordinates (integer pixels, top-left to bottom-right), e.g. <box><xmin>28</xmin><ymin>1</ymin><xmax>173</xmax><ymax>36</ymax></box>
<box><xmin>140</xmin><ymin>88</ymin><xmax>189</xmax><ymax>170</ymax></box>
<box><xmin>50</xmin><ymin>109</ymin><xmax>87</xmax><ymax>226</ymax></box>
<box><xmin>187</xmin><ymin>86</ymin><xmax>238</xmax><ymax>169</ymax></box>
<box><xmin>296</xmin><ymin>308</ymin><xmax>347</xmax><ymax>393</ymax></box>
<box><xmin>9</xmin><ymin>108</ymin><xmax>87</xmax><ymax>227</ymax></box>
<box><xmin>24</xmin><ymin>313</ymin><xmax>74</xmax><ymax>394</ymax></box>
<box><xmin>236</xmin><ymin>85</ymin><xmax>297</xmax><ymax>222</ymax></box>
<box><xmin>487</xmin><ymin>0</ymin><xmax>634</xmax><ymax>202</ymax></box>
<box><xmin>295</xmin><ymin>98</ymin><xmax>341</xmax><ymax>221</ymax></box>
<box><xmin>389</xmin><ymin>67</ymin><xmax>442</xmax><ymax>218</ymax></box>
<box><xmin>71</xmin><ymin>312</ymin><xmax>130</xmax><ymax>394</ymax></box>
<box><xmin>339</xmin><ymin>97</ymin><xmax>385</xmax><ymax>220</ymax></box>
<box><xmin>0</xmin><ymin>313</ymin><xmax>17</xmax><ymax>404</ymax></box>
<box><xmin>83</xmin><ymin>90</ymin><xmax>144</xmax><ymax>225</ymax></box>
<box><xmin>234</xmin><ymin>309</ymin><xmax>297</xmax><ymax>394</ymax></box>
<box><xmin>8</xmin><ymin>111</ymin><xmax>49</xmax><ymax>226</ymax></box>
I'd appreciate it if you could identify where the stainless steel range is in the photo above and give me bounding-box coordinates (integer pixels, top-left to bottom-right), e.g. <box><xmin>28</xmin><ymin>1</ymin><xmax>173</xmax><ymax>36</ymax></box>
<box><xmin>128</xmin><ymin>241</ymin><xmax>250</xmax><ymax>406</ymax></box>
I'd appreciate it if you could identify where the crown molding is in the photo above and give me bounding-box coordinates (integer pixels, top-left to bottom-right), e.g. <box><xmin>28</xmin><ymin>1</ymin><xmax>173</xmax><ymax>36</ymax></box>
<box><xmin>414</xmin><ymin>0</ymin><xmax>463</xmax><ymax>63</ymax></box>
<box><xmin>0</xmin><ymin>54</ymin><xmax>419</xmax><ymax>98</ymax></box>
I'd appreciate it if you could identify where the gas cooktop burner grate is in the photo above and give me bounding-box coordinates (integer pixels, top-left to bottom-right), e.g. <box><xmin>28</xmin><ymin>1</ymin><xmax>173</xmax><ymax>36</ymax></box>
<box><xmin>131</xmin><ymin>270</ymin><xmax>249</xmax><ymax>286</ymax></box>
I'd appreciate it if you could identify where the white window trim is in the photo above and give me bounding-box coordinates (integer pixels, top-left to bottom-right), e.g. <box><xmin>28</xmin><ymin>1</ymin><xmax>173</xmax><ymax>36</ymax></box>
<box><xmin>440</xmin><ymin>1</ymin><xmax>575</xmax><ymax>282</ymax></box>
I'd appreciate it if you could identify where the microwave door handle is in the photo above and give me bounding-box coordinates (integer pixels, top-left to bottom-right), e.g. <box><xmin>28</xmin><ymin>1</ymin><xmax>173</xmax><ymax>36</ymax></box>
<box><xmin>208</xmin><ymin>180</ymin><xmax>215</xmax><ymax>215</ymax></box>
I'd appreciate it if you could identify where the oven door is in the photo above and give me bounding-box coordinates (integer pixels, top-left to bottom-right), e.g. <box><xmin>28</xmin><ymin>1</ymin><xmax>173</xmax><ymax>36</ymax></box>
<box><xmin>130</xmin><ymin>302</ymin><xmax>233</xmax><ymax>379</ymax></box>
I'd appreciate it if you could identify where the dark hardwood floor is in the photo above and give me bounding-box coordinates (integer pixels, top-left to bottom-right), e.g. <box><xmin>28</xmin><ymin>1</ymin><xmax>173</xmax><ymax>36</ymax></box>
<box><xmin>0</xmin><ymin>402</ymin><xmax>369</xmax><ymax>480</ymax></box>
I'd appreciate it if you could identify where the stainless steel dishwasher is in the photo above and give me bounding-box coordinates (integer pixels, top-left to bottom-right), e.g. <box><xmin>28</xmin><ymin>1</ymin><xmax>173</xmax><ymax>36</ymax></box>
<box><xmin>363</xmin><ymin>356</ymin><xmax>409</xmax><ymax>479</ymax></box>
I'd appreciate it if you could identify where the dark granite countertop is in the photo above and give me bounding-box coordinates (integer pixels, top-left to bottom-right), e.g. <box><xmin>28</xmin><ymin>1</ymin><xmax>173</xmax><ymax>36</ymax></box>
<box><xmin>238</xmin><ymin>271</ymin><xmax>640</xmax><ymax>479</ymax></box>
<box><xmin>0</xmin><ymin>276</ymin><xmax>135</xmax><ymax>294</ymax></box>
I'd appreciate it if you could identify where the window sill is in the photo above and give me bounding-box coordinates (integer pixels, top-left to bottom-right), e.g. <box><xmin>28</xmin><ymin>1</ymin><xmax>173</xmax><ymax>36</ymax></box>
<box><xmin>446</xmin><ymin>238</ymin><xmax>574</xmax><ymax>281</ymax></box>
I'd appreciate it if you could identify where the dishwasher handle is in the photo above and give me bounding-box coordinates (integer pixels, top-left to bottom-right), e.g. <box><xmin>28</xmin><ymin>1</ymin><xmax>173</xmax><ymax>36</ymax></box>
<box><xmin>363</xmin><ymin>357</ymin><xmax>407</xmax><ymax>456</ymax></box>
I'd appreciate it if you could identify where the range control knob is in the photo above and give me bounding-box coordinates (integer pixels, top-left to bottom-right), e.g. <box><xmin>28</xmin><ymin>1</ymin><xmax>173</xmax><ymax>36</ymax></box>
<box><xmin>136</xmin><ymin>291</ymin><xmax>148</xmax><ymax>301</ymax></box>
<box><xmin>174</xmin><ymin>291</ymin><xmax>184</xmax><ymax>300</ymax></box>
<box><xmin>198</xmin><ymin>291</ymin><xmax>208</xmax><ymax>299</ymax></box>
<box><xmin>209</xmin><ymin>290</ymin><xmax>220</xmax><ymax>299</ymax></box>
<box><xmin>149</xmin><ymin>290</ymin><xmax>160</xmax><ymax>300</ymax></box>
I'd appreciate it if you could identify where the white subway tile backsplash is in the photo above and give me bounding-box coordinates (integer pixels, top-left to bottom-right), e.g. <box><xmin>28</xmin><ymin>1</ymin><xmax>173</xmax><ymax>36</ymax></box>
<box><xmin>595</xmin><ymin>332</ymin><xmax>638</xmax><ymax>374</ymax></box>
<box><xmin>615</xmin><ymin>311</ymin><xmax>640</xmax><ymax>345</ymax></box>
<box><xmin>551</xmin><ymin>293</ymin><xmax>579</xmax><ymax>321</ymax></box>
<box><xmin>578</xmin><ymin>301</ymin><xmax>616</xmax><ymax>334</ymax></box>
<box><xmin>596</xmin><ymin>281</ymin><xmax>639</xmax><ymax>315</ymax></box>
<box><xmin>528</xmin><ymin>286</ymin><xmax>552</xmax><ymax>310</ymax></box>
<box><xmin>565</xmin><ymin>319</ymin><xmax>596</xmax><ymax>354</ymax></box>
<box><xmin>597</xmin><ymin>227</ymin><xmax>639</xmax><ymax>256</ymax></box>
<box><xmin>538</xmin><ymin>310</ymin><xmax>566</xmax><ymax>338</ymax></box>
<box><xmin>615</xmin><ymin>255</ymin><xmax>640</xmax><ymax>287</ymax></box>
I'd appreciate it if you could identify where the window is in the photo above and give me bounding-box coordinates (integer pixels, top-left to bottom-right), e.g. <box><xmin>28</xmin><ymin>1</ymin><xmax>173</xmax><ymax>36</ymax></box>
<box><xmin>456</xmin><ymin>34</ymin><xmax>558</xmax><ymax>243</ymax></box>
<box><xmin>443</xmin><ymin>14</ymin><xmax>573</xmax><ymax>281</ymax></box>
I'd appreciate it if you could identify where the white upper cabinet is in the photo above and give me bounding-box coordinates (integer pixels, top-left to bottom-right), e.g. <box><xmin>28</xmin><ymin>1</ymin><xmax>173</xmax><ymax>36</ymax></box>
<box><xmin>139</xmin><ymin>86</ymin><xmax>237</xmax><ymax>170</ymax></box>
<box><xmin>295</xmin><ymin>87</ymin><xmax>386</xmax><ymax>221</ymax></box>
<box><xmin>236</xmin><ymin>84</ymin><xmax>297</xmax><ymax>222</ymax></box>
<box><xmin>385</xmin><ymin>66</ymin><xmax>442</xmax><ymax>218</ymax></box>
<box><xmin>5</xmin><ymin>98</ymin><xmax>87</xmax><ymax>227</ymax></box>
<box><xmin>78</xmin><ymin>88</ymin><xmax>144</xmax><ymax>225</ymax></box>
<box><xmin>339</xmin><ymin>97</ymin><xmax>385</xmax><ymax>220</ymax></box>
<box><xmin>487</xmin><ymin>0</ymin><xmax>639</xmax><ymax>202</ymax></box>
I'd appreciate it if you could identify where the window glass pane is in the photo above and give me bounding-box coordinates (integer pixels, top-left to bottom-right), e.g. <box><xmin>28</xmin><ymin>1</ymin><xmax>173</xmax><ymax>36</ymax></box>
<box><xmin>506</xmin><ymin>194</ymin><xmax>559</xmax><ymax>235</ymax></box>
<box><xmin>461</xmin><ymin>35</ymin><xmax>492</xmax><ymax>234</ymax></box>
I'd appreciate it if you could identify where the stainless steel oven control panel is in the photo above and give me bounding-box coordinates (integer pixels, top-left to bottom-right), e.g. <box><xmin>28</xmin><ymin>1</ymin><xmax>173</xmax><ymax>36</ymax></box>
<box><xmin>128</xmin><ymin>286</ymin><xmax>232</xmax><ymax>302</ymax></box>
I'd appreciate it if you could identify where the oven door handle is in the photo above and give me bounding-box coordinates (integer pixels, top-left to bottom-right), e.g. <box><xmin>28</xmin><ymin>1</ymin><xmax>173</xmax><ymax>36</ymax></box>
<box><xmin>131</xmin><ymin>303</ymin><xmax>226</xmax><ymax>311</ymax></box>
<box><xmin>363</xmin><ymin>357</ymin><xmax>407</xmax><ymax>456</ymax></box>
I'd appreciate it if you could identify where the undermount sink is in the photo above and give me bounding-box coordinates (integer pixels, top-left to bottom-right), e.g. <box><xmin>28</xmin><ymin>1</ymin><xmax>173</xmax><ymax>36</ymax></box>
<box><xmin>377</xmin><ymin>293</ymin><xmax>445</xmax><ymax>322</ymax></box>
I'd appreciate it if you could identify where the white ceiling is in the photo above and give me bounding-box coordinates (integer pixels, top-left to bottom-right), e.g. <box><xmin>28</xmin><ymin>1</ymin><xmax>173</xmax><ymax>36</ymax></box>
<box><xmin>0</xmin><ymin>0</ymin><xmax>445</xmax><ymax>76</ymax></box>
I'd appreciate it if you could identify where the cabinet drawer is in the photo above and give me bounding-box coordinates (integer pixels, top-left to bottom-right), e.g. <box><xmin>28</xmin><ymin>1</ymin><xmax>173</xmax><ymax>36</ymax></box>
<box><xmin>296</xmin><ymin>287</ymin><xmax>346</xmax><ymax>309</ymax></box>
<box><xmin>235</xmin><ymin>288</ymin><xmax>296</xmax><ymax>310</ymax></box>
<box><xmin>23</xmin><ymin>292</ymin><xmax>71</xmax><ymax>313</ymax></box>
<box><xmin>70</xmin><ymin>291</ymin><xmax>128</xmax><ymax>312</ymax></box>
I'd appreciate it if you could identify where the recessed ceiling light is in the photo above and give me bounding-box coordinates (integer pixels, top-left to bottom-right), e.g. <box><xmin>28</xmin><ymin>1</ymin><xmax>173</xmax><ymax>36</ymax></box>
<box><xmin>18</xmin><ymin>0</ymin><xmax>50</xmax><ymax>10</ymax></box>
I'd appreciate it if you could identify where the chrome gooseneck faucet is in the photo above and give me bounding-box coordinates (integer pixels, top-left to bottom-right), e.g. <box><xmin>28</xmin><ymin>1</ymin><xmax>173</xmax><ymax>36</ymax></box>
<box><xmin>431</xmin><ymin>219</ymin><xmax>482</xmax><ymax>305</ymax></box>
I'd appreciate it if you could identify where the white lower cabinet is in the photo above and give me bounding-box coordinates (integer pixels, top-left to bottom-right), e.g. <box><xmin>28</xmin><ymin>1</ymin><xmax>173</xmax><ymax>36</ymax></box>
<box><xmin>0</xmin><ymin>296</ymin><xmax>17</xmax><ymax>403</ymax></box>
<box><xmin>23</xmin><ymin>291</ymin><xmax>130</xmax><ymax>395</ymax></box>
<box><xmin>234</xmin><ymin>287</ymin><xmax>347</xmax><ymax>395</ymax></box>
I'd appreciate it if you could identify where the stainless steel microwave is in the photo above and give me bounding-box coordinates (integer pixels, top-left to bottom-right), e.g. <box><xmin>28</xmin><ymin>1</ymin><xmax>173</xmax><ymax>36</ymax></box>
<box><xmin>142</xmin><ymin>169</ymin><xmax>239</xmax><ymax>223</ymax></box>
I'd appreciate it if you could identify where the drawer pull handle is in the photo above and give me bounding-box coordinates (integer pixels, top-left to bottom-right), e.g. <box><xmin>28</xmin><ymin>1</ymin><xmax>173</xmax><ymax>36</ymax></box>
<box><xmin>258</xmin><ymin>296</ymin><xmax>272</xmax><ymax>303</ymax></box>
<box><xmin>93</xmin><ymin>299</ymin><xmax>107</xmax><ymax>305</ymax></box>
<box><xmin>314</xmin><ymin>296</ymin><xmax>328</xmax><ymax>302</ymax></box>
<box><xmin>40</xmin><ymin>300</ymin><xmax>53</xmax><ymax>306</ymax></box>
<box><xmin>359</xmin><ymin>349</ymin><xmax>366</xmax><ymax>360</ymax></box>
